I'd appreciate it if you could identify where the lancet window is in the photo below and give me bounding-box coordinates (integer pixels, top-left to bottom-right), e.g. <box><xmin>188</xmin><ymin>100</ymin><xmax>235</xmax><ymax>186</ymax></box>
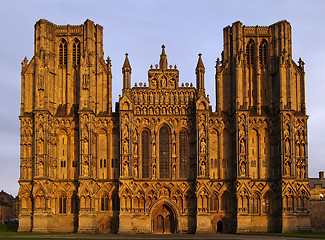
<box><xmin>101</xmin><ymin>194</ymin><xmax>109</xmax><ymax>211</ymax></box>
<box><xmin>59</xmin><ymin>194</ymin><xmax>67</xmax><ymax>214</ymax></box>
<box><xmin>142</xmin><ymin>129</ymin><xmax>150</xmax><ymax>178</ymax></box>
<box><xmin>259</xmin><ymin>39</ymin><xmax>267</xmax><ymax>65</ymax></box>
<box><xmin>59</xmin><ymin>39</ymin><xmax>67</xmax><ymax>66</ymax></box>
<box><xmin>179</xmin><ymin>129</ymin><xmax>189</xmax><ymax>178</ymax></box>
<box><xmin>73</xmin><ymin>38</ymin><xmax>81</xmax><ymax>65</ymax></box>
<box><xmin>159</xmin><ymin>125</ymin><xmax>170</xmax><ymax>178</ymax></box>
<box><xmin>246</xmin><ymin>39</ymin><xmax>254</xmax><ymax>66</ymax></box>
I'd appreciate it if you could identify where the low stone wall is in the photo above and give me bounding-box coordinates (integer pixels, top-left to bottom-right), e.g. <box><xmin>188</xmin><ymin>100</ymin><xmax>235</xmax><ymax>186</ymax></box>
<box><xmin>310</xmin><ymin>199</ymin><xmax>325</xmax><ymax>232</ymax></box>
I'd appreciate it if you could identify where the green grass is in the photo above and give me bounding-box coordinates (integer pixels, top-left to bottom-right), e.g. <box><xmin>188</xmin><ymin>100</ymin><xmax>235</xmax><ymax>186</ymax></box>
<box><xmin>241</xmin><ymin>232</ymin><xmax>325</xmax><ymax>239</ymax></box>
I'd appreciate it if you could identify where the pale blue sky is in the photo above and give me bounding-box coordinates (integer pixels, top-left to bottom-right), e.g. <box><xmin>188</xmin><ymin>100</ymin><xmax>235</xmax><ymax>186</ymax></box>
<box><xmin>0</xmin><ymin>0</ymin><xmax>324</xmax><ymax>195</ymax></box>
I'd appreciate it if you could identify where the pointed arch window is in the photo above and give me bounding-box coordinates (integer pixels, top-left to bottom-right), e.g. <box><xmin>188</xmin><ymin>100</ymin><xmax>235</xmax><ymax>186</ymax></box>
<box><xmin>246</xmin><ymin>39</ymin><xmax>254</xmax><ymax>66</ymax></box>
<box><xmin>142</xmin><ymin>129</ymin><xmax>150</xmax><ymax>178</ymax></box>
<box><xmin>59</xmin><ymin>194</ymin><xmax>67</xmax><ymax>214</ymax></box>
<box><xmin>73</xmin><ymin>38</ymin><xmax>81</xmax><ymax>66</ymax></box>
<box><xmin>179</xmin><ymin>129</ymin><xmax>189</xmax><ymax>178</ymax></box>
<box><xmin>59</xmin><ymin>39</ymin><xmax>67</xmax><ymax>66</ymax></box>
<box><xmin>259</xmin><ymin>39</ymin><xmax>267</xmax><ymax>65</ymax></box>
<box><xmin>101</xmin><ymin>194</ymin><xmax>109</xmax><ymax>211</ymax></box>
<box><xmin>159</xmin><ymin>125</ymin><xmax>170</xmax><ymax>178</ymax></box>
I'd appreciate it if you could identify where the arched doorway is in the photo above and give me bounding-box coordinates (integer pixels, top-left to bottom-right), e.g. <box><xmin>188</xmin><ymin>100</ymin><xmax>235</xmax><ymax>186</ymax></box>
<box><xmin>217</xmin><ymin>220</ymin><xmax>223</xmax><ymax>233</ymax></box>
<box><xmin>152</xmin><ymin>203</ymin><xmax>176</xmax><ymax>233</ymax></box>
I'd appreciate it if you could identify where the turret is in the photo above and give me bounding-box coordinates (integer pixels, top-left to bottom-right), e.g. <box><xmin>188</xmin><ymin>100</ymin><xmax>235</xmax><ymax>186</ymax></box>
<box><xmin>196</xmin><ymin>53</ymin><xmax>205</xmax><ymax>90</ymax></box>
<box><xmin>122</xmin><ymin>53</ymin><xmax>131</xmax><ymax>89</ymax></box>
<box><xmin>159</xmin><ymin>45</ymin><xmax>168</xmax><ymax>70</ymax></box>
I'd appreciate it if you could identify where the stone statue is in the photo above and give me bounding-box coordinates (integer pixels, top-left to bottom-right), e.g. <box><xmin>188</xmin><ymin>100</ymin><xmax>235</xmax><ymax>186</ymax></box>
<box><xmin>83</xmin><ymin>161</ymin><xmax>89</xmax><ymax>176</ymax></box>
<box><xmin>123</xmin><ymin>162</ymin><xmax>129</xmax><ymax>176</ymax></box>
<box><xmin>240</xmin><ymin>140</ymin><xmax>245</xmax><ymax>154</ymax></box>
<box><xmin>285</xmin><ymin>161</ymin><xmax>291</xmax><ymax>176</ymax></box>
<box><xmin>240</xmin><ymin>161</ymin><xmax>246</xmax><ymax>175</ymax></box>
<box><xmin>39</xmin><ymin>161</ymin><xmax>44</xmax><ymax>176</ymax></box>
<box><xmin>285</xmin><ymin>139</ymin><xmax>290</xmax><ymax>154</ymax></box>
<box><xmin>200</xmin><ymin>162</ymin><xmax>206</xmax><ymax>176</ymax></box>
<box><xmin>200</xmin><ymin>139</ymin><xmax>206</xmax><ymax>154</ymax></box>
<box><xmin>123</xmin><ymin>140</ymin><xmax>129</xmax><ymax>154</ymax></box>
<box><xmin>133</xmin><ymin>142</ymin><xmax>138</xmax><ymax>156</ymax></box>
<box><xmin>133</xmin><ymin>165</ymin><xmax>138</xmax><ymax>178</ymax></box>
<box><xmin>83</xmin><ymin>138</ymin><xmax>89</xmax><ymax>154</ymax></box>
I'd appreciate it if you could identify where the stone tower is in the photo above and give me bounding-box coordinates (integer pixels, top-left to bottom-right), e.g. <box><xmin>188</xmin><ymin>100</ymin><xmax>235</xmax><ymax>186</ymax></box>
<box><xmin>215</xmin><ymin>20</ymin><xmax>309</xmax><ymax>232</ymax></box>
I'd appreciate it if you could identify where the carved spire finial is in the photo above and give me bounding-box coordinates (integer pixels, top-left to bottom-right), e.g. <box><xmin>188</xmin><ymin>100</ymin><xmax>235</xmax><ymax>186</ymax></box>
<box><xmin>159</xmin><ymin>45</ymin><xmax>168</xmax><ymax>70</ymax></box>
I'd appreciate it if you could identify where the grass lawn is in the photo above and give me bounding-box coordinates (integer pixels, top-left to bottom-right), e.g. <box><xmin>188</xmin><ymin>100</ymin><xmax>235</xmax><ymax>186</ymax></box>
<box><xmin>241</xmin><ymin>232</ymin><xmax>325</xmax><ymax>239</ymax></box>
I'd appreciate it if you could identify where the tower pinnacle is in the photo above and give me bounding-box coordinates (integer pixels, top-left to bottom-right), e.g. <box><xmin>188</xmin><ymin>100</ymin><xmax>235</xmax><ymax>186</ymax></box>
<box><xmin>159</xmin><ymin>45</ymin><xmax>168</xmax><ymax>70</ymax></box>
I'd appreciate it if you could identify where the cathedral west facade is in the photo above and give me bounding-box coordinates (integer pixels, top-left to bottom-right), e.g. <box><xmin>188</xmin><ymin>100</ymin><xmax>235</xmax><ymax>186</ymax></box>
<box><xmin>18</xmin><ymin>19</ymin><xmax>310</xmax><ymax>233</ymax></box>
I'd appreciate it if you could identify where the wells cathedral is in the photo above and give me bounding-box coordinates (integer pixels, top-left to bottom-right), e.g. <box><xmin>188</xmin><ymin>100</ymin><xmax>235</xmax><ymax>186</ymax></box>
<box><xmin>18</xmin><ymin>19</ymin><xmax>310</xmax><ymax>233</ymax></box>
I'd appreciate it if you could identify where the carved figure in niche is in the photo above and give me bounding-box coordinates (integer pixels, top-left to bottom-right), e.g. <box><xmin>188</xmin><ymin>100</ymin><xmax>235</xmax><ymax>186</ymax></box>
<box><xmin>285</xmin><ymin>160</ymin><xmax>291</xmax><ymax>176</ymax></box>
<box><xmin>133</xmin><ymin>165</ymin><xmax>138</xmax><ymax>178</ymax></box>
<box><xmin>123</xmin><ymin>127</ymin><xmax>129</xmax><ymax>138</ymax></box>
<box><xmin>38</xmin><ymin>161</ymin><xmax>44</xmax><ymax>176</ymax></box>
<box><xmin>83</xmin><ymin>138</ymin><xmax>89</xmax><ymax>154</ymax></box>
<box><xmin>175</xmin><ymin>93</ymin><xmax>179</xmax><ymax>104</ymax></box>
<box><xmin>123</xmin><ymin>139</ymin><xmax>129</xmax><ymax>154</ymax></box>
<box><xmin>199</xmin><ymin>127</ymin><xmax>205</xmax><ymax>139</ymax></box>
<box><xmin>38</xmin><ymin>91</ymin><xmax>44</xmax><ymax>108</ymax></box>
<box><xmin>38</xmin><ymin>139</ymin><xmax>44</xmax><ymax>154</ymax></box>
<box><xmin>170</xmin><ymin>78</ymin><xmax>175</xmax><ymax>87</ymax></box>
<box><xmin>162</xmin><ymin>108</ymin><xmax>166</xmax><ymax>115</ymax></box>
<box><xmin>240</xmin><ymin>139</ymin><xmax>245</xmax><ymax>154</ymax></box>
<box><xmin>161</xmin><ymin>76</ymin><xmax>166</xmax><ymax>88</ymax></box>
<box><xmin>170</xmin><ymin>93</ymin><xmax>174</xmax><ymax>104</ymax></box>
<box><xmin>200</xmin><ymin>162</ymin><xmax>206</xmax><ymax>176</ymax></box>
<box><xmin>301</xmin><ymin>144</ymin><xmax>305</xmax><ymax>157</ymax></box>
<box><xmin>200</xmin><ymin>139</ymin><xmax>206</xmax><ymax>154</ymax></box>
<box><xmin>297</xmin><ymin>165</ymin><xmax>301</xmax><ymax>178</ymax></box>
<box><xmin>152</xmin><ymin>79</ymin><xmax>157</xmax><ymax>88</ymax></box>
<box><xmin>301</xmin><ymin>165</ymin><xmax>306</xmax><ymax>178</ymax></box>
<box><xmin>285</xmin><ymin>139</ymin><xmax>290</xmax><ymax>154</ymax></box>
<box><xmin>133</xmin><ymin>142</ymin><xmax>138</xmax><ymax>156</ymax></box>
<box><xmin>240</xmin><ymin>161</ymin><xmax>246</xmax><ymax>175</ymax></box>
<box><xmin>296</xmin><ymin>143</ymin><xmax>300</xmax><ymax>156</ymax></box>
<box><xmin>38</xmin><ymin>75</ymin><xmax>45</xmax><ymax>90</ymax></box>
<box><xmin>83</xmin><ymin>161</ymin><xmax>89</xmax><ymax>176</ymax></box>
<box><xmin>123</xmin><ymin>162</ymin><xmax>129</xmax><ymax>177</ymax></box>
<box><xmin>284</xmin><ymin>125</ymin><xmax>290</xmax><ymax>137</ymax></box>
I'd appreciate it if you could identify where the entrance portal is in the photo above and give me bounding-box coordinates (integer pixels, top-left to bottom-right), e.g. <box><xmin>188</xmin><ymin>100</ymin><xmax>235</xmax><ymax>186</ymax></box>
<box><xmin>217</xmin><ymin>220</ymin><xmax>223</xmax><ymax>233</ymax></box>
<box><xmin>153</xmin><ymin>204</ymin><xmax>176</xmax><ymax>233</ymax></box>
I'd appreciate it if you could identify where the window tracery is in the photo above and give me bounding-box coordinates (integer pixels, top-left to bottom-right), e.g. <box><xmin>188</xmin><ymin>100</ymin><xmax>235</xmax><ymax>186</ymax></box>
<box><xmin>159</xmin><ymin>125</ymin><xmax>170</xmax><ymax>178</ymax></box>
<box><xmin>246</xmin><ymin>39</ymin><xmax>254</xmax><ymax>66</ymax></box>
<box><xmin>59</xmin><ymin>39</ymin><xmax>67</xmax><ymax>66</ymax></box>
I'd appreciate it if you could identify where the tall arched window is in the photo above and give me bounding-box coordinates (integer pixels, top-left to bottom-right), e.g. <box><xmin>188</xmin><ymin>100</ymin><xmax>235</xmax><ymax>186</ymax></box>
<box><xmin>142</xmin><ymin>130</ymin><xmax>150</xmax><ymax>178</ymax></box>
<box><xmin>159</xmin><ymin>125</ymin><xmax>170</xmax><ymax>178</ymax></box>
<box><xmin>101</xmin><ymin>194</ymin><xmax>109</xmax><ymax>211</ymax></box>
<box><xmin>259</xmin><ymin>39</ymin><xmax>267</xmax><ymax>65</ymax></box>
<box><xmin>252</xmin><ymin>193</ymin><xmax>260</xmax><ymax>214</ymax></box>
<box><xmin>73</xmin><ymin>38</ymin><xmax>81</xmax><ymax>65</ymax></box>
<box><xmin>179</xmin><ymin>129</ymin><xmax>189</xmax><ymax>178</ymax></box>
<box><xmin>59</xmin><ymin>194</ymin><xmax>67</xmax><ymax>214</ymax></box>
<box><xmin>246</xmin><ymin>39</ymin><xmax>254</xmax><ymax>66</ymax></box>
<box><xmin>59</xmin><ymin>39</ymin><xmax>67</xmax><ymax>66</ymax></box>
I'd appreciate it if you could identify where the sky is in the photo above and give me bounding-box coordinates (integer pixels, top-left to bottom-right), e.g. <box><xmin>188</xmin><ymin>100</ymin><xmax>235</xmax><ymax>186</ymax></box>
<box><xmin>0</xmin><ymin>0</ymin><xmax>324</xmax><ymax>196</ymax></box>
